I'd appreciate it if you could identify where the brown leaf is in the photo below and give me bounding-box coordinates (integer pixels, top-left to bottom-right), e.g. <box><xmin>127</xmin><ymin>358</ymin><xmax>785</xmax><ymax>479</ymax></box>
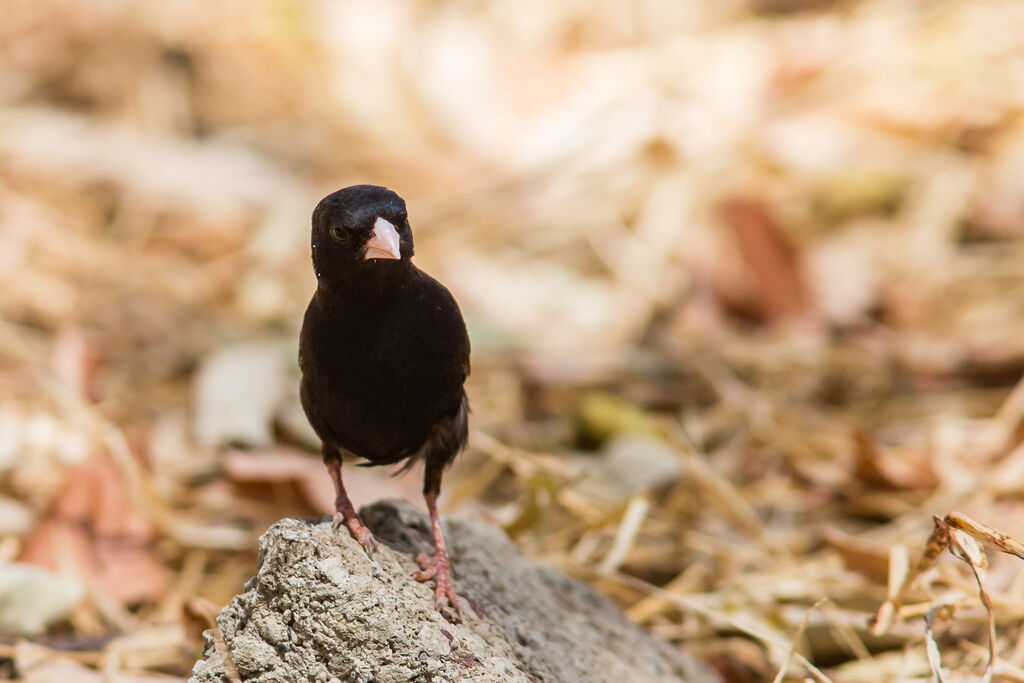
<box><xmin>822</xmin><ymin>527</ymin><xmax>890</xmax><ymax>584</ymax></box>
<box><xmin>19</xmin><ymin>459</ymin><xmax>171</xmax><ymax>605</ymax></box>
<box><xmin>853</xmin><ymin>431</ymin><xmax>939</xmax><ymax>491</ymax></box>
<box><xmin>719</xmin><ymin>198</ymin><xmax>812</xmax><ymax>325</ymax></box>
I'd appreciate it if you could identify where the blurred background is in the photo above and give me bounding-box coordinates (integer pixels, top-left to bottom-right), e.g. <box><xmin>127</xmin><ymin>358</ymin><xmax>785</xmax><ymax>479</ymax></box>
<box><xmin>3</xmin><ymin>0</ymin><xmax>1024</xmax><ymax>680</ymax></box>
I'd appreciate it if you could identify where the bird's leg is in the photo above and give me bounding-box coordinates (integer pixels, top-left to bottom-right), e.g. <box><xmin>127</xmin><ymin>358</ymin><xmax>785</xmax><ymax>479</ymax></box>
<box><xmin>326</xmin><ymin>458</ymin><xmax>376</xmax><ymax>555</ymax></box>
<box><xmin>413</xmin><ymin>488</ymin><xmax>462</xmax><ymax>621</ymax></box>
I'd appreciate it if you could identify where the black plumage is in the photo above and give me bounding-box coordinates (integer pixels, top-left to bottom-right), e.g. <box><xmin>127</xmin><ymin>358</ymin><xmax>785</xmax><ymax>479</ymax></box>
<box><xmin>299</xmin><ymin>185</ymin><xmax>470</xmax><ymax>619</ymax></box>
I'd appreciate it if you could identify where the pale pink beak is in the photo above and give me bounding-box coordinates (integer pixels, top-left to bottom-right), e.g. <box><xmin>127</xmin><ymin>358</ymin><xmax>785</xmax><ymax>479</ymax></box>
<box><xmin>364</xmin><ymin>217</ymin><xmax>402</xmax><ymax>260</ymax></box>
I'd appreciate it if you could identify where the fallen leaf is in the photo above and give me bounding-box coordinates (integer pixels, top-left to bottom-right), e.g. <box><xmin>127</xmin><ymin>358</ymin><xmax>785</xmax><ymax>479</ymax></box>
<box><xmin>853</xmin><ymin>431</ymin><xmax>939</xmax><ymax>491</ymax></box>
<box><xmin>0</xmin><ymin>564</ymin><xmax>85</xmax><ymax>635</ymax></box>
<box><xmin>822</xmin><ymin>527</ymin><xmax>890</xmax><ymax>584</ymax></box>
<box><xmin>19</xmin><ymin>458</ymin><xmax>171</xmax><ymax>605</ymax></box>
<box><xmin>720</xmin><ymin>198</ymin><xmax>812</xmax><ymax>326</ymax></box>
<box><xmin>193</xmin><ymin>343</ymin><xmax>289</xmax><ymax>449</ymax></box>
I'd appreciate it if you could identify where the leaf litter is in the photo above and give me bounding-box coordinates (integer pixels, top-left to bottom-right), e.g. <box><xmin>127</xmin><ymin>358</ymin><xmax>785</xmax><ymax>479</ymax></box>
<box><xmin>3</xmin><ymin>0</ymin><xmax>1024</xmax><ymax>681</ymax></box>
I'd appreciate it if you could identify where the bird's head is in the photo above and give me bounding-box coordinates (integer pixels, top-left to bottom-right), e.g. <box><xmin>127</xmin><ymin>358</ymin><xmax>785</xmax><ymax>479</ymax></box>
<box><xmin>310</xmin><ymin>185</ymin><xmax>415</xmax><ymax>279</ymax></box>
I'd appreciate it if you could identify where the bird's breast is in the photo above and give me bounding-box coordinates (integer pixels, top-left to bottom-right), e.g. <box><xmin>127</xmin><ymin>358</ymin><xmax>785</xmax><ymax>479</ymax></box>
<box><xmin>299</xmin><ymin>288</ymin><xmax>466</xmax><ymax>461</ymax></box>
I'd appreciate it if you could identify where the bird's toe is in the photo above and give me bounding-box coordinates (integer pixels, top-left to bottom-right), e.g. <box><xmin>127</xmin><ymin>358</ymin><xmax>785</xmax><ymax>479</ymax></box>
<box><xmin>435</xmin><ymin>576</ymin><xmax>462</xmax><ymax>623</ymax></box>
<box><xmin>412</xmin><ymin>565</ymin><xmax>435</xmax><ymax>581</ymax></box>
<box><xmin>412</xmin><ymin>552</ymin><xmax>462</xmax><ymax>622</ymax></box>
<box><xmin>415</xmin><ymin>552</ymin><xmax>431</xmax><ymax>571</ymax></box>
<box><xmin>355</xmin><ymin>528</ymin><xmax>378</xmax><ymax>556</ymax></box>
<box><xmin>332</xmin><ymin>512</ymin><xmax>378</xmax><ymax>556</ymax></box>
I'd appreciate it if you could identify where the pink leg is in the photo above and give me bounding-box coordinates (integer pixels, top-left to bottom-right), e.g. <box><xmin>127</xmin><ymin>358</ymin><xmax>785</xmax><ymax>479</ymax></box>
<box><xmin>327</xmin><ymin>460</ymin><xmax>376</xmax><ymax>555</ymax></box>
<box><xmin>412</xmin><ymin>491</ymin><xmax>462</xmax><ymax>621</ymax></box>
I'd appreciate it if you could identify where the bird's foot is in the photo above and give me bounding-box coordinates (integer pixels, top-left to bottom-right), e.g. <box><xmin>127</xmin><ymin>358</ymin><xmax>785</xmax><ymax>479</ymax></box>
<box><xmin>332</xmin><ymin>511</ymin><xmax>377</xmax><ymax>556</ymax></box>
<box><xmin>414</xmin><ymin>551</ymin><xmax>462</xmax><ymax>622</ymax></box>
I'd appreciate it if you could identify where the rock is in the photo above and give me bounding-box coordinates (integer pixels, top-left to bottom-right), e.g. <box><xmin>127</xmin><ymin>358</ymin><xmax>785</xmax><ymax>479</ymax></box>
<box><xmin>596</xmin><ymin>434</ymin><xmax>684</xmax><ymax>499</ymax></box>
<box><xmin>571</xmin><ymin>433</ymin><xmax>686</xmax><ymax>503</ymax></box>
<box><xmin>190</xmin><ymin>500</ymin><xmax>718</xmax><ymax>683</ymax></box>
<box><xmin>0</xmin><ymin>563</ymin><xmax>85</xmax><ymax>634</ymax></box>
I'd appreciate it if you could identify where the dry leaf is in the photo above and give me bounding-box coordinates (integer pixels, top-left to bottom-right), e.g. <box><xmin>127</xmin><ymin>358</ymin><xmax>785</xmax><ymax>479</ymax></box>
<box><xmin>822</xmin><ymin>528</ymin><xmax>889</xmax><ymax>584</ymax></box>
<box><xmin>853</xmin><ymin>431</ymin><xmax>939</xmax><ymax>491</ymax></box>
<box><xmin>719</xmin><ymin>198</ymin><xmax>812</xmax><ymax>326</ymax></box>
<box><xmin>19</xmin><ymin>458</ymin><xmax>171</xmax><ymax>605</ymax></box>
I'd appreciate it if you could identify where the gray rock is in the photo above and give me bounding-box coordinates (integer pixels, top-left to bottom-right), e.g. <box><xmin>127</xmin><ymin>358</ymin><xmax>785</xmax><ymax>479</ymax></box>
<box><xmin>575</xmin><ymin>434</ymin><xmax>685</xmax><ymax>503</ymax></box>
<box><xmin>602</xmin><ymin>436</ymin><xmax>684</xmax><ymax>493</ymax></box>
<box><xmin>190</xmin><ymin>500</ymin><xmax>717</xmax><ymax>683</ymax></box>
<box><xmin>599</xmin><ymin>434</ymin><xmax>684</xmax><ymax>497</ymax></box>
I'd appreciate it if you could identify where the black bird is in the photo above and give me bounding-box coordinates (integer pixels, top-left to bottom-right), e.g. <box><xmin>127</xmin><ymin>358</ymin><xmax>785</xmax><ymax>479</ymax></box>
<box><xmin>299</xmin><ymin>185</ymin><xmax>470</xmax><ymax>619</ymax></box>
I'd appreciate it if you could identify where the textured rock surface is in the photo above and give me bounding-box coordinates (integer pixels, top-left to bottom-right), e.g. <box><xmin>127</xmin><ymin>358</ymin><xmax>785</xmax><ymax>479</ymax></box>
<box><xmin>190</xmin><ymin>500</ymin><xmax>718</xmax><ymax>683</ymax></box>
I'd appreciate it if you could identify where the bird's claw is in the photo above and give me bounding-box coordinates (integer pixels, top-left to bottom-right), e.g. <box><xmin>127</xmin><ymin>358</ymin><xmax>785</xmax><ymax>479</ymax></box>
<box><xmin>413</xmin><ymin>552</ymin><xmax>462</xmax><ymax>622</ymax></box>
<box><xmin>332</xmin><ymin>512</ymin><xmax>377</xmax><ymax>556</ymax></box>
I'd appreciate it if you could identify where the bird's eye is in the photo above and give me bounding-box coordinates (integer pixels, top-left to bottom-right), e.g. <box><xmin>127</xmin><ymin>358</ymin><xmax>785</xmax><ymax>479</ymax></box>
<box><xmin>329</xmin><ymin>226</ymin><xmax>351</xmax><ymax>244</ymax></box>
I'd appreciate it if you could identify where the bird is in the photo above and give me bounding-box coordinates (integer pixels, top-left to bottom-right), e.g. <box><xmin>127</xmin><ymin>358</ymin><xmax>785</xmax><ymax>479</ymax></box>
<box><xmin>298</xmin><ymin>184</ymin><xmax>470</xmax><ymax>620</ymax></box>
